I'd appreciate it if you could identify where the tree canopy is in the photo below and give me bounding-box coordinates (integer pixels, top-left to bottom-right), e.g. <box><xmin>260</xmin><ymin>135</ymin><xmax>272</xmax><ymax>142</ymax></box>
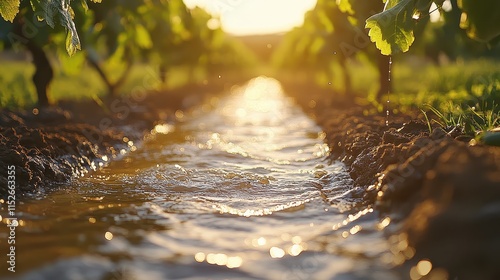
<box><xmin>0</xmin><ymin>0</ymin><xmax>254</xmax><ymax>105</ymax></box>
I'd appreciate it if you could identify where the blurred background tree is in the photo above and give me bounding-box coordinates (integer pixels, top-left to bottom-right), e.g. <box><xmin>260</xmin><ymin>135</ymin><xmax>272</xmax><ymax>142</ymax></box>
<box><xmin>272</xmin><ymin>0</ymin><xmax>499</xmax><ymax>102</ymax></box>
<box><xmin>273</xmin><ymin>0</ymin><xmax>390</xmax><ymax>100</ymax></box>
<box><xmin>0</xmin><ymin>0</ymin><xmax>96</xmax><ymax>106</ymax></box>
<box><xmin>0</xmin><ymin>0</ymin><xmax>498</xmax><ymax>109</ymax></box>
<box><xmin>0</xmin><ymin>0</ymin><xmax>255</xmax><ymax>106</ymax></box>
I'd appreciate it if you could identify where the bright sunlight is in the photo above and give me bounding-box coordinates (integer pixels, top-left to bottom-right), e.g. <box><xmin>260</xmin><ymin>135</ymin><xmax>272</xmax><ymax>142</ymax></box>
<box><xmin>183</xmin><ymin>0</ymin><xmax>317</xmax><ymax>35</ymax></box>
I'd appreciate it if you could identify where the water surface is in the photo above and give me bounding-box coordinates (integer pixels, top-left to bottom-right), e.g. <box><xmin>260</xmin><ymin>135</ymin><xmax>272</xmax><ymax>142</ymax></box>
<box><xmin>1</xmin><ymin>77</ymin><xmax>397</xmax><ymax>279</ymax></box>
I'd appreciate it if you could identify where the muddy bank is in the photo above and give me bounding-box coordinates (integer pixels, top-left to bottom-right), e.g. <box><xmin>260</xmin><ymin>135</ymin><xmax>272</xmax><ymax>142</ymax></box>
<box><xmin>284</xmin><ymin>82</ymin><xmax>500</xmax><ymax>279</ymax></box>
<box><xmin>0</xmin><ymin>82</ymin><xmax>236</xmax><ymax>198</ymax></box>
<box><xmin>0</xmin><ymin>110</ymin><xmax>126</xmax><ymax>196</ymax></box>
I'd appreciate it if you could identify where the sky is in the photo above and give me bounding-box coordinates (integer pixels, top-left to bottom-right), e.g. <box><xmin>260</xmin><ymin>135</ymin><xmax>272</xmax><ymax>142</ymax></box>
<box><xmin>183</xmin><ymin>0</ymin><xmax>317</xmax><ymax>35</ymax></box>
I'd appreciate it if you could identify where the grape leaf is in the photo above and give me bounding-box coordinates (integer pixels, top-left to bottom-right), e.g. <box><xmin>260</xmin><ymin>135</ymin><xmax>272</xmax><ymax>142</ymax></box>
<box><xmin>365</xmin><ymin>0</ymin><xmax>419</xmax><ymax>55</ymax></box>
<box><xmin>29</xmin><ymin>0</ymin><xmax>85</xmax><ymax>55</ymax></box>
<box><xmin>0</xmin><ymin>0</ymin><xmax>21</xmax><ymax>22</ymax></box>
<box><xmin>27</xmin><ymin>0</ymin><xmax>102</xmax><ymax>55</ymax></box>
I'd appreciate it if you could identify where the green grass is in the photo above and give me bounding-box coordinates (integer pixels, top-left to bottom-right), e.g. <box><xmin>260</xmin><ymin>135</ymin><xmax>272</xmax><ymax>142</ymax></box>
<box><xmin>420</xmin><ymin>101</ymin><xmax>499</xmax><ymax>135</ymax></box>
<box><xmin>0</xmin><ymin>60</ymin><xmax>216</xmax><ymax>108</ymax></box>
<box><xmin>0</xmin><ymin>61</ymin><xmax>37</xmax><ymax>108</ymax></box>
<box><xmin>2</xmin><ymin>56</ymin><xmax>499</xmax><ymax>136</ymax></box>
<box><xmin>392</xmin><ymin>58</ymin><xmax>500</xmax><ymax>110</ymax></box>
<box><xmin>276</xmin><ymin>56</ymin><xmax>500</xmax><ymax>135</ymax></box>
<box><xmin>391</xmin><ymin>58</ymin><xmax>500</xmax><ymax>135</ymax></box>
<box><xmin>338</xmin><ymin>57</ymin><xmax>500</xmax><ymax>134</ymax></box>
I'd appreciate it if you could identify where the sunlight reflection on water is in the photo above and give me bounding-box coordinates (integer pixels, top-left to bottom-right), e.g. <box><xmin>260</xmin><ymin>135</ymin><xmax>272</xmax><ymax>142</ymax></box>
<box><xmin>1</xmin><ymin>77</ymin><xmax>399</xmax><ymax>280</ymax></box>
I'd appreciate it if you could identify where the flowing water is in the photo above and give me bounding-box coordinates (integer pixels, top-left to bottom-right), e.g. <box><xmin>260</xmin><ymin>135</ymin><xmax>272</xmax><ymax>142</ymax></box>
<box><xmin>1</xmin><ymin>77</ymin><xmax>399</xmax><ymax>279</ymax></box>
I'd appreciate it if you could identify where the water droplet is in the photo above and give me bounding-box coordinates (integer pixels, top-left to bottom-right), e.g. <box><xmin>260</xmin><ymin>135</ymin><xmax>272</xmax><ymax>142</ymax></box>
<box><xmin>386</xmin><ymin>56</ymin><xmax>392</xmax><ymax>126</ymax></box>
<box><xmin>350</xmin><ymin>225</ymin><xmax>362</xmax><ymax>235</ymax></box>
<box><xmin>226</xmin><ymin>256</ymin><xmax>243</xmax><ymax>268</ymax></box>
<box><xmin>378</xmin><ymin>217</ymin><xmax>391</xmax><ymax>230</ymax></box>
<box><xmin>218</xmin><ymin>75</ymin><xmax>222</xmax><ymax>79</ymax></box>
<box><xmin>416</xmin><ymin>259</ymin><xmax>433</xmax><ymax>276</ymax></box>
<box><xmin>292</xmin><ymin>236</ymin><xmax>302</xmax><ymax>244</ymax></box>
<box><xmin>333</xmin><ymin>51</ymin><xmax>337</xmax><ymax>55</ymax></box>
<box><xmin>175</xmin><ymin>110</ymin><xmax>184</xmax><ymax>119</ymax></box>
<box><xmin>289</xmin><ymin>244</ymin><xmax>303</xmax><ymax>256</ymax></box>
<box><xmin>194</xmin><ymin>252</ymin><xmax>205</xmax><ymax>262</ymax></box>
<box><xmin>104</xmin><ymin>231</ymin><xmax>113</xmax><ymax>240</ymax></box>
<box><xmin>252</xmin><ymin>237</ymin><xmax>267</xmax><ymax>246</ymax></box>
<box><xmin>328</xmin><ymin>82</ymin><xmax>332</xmax><ymax>85</ymax></box>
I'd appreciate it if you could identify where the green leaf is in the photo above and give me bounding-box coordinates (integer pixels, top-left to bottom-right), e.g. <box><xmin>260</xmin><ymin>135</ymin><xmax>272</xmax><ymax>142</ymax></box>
<box><xmin>337</xmin><ymin>0</ymin><xmax>354</xmax><ymax>15</ymax></box>
<box><xmin>458</xmin><ymin>0</ymin><xmax>500</xmax><ymax>43</ymax></box>
<box><xmin>317</xmin><ymin>10</ymin><xmax>333</xmax><ymax>33</ymax></box>
<box><xmin>80</xmin><ymin>0</ymin><xmax>101</xmax><ymax>10</ymax></box>
<box><xmin>135</xmin><ymin>24</ymin><xmax>153</xmax><ymax>49</ymax></box>
<box><xmin>65</xmin><ymin>29</ymin><xmax>80</xmax><ymax>56</ymax></box>
<box><xmin>33</xmin><ymin>1</ymin><xmax>82</xmax><ymax>55</ymax></box>
<box><xmin>365</xmin><ymin>0</ymin><xmax>418</xmax><ymax>55</ymax></box>
<box><xmin>310</xmin><ymin>36</ymin><xmax>325</xmax><ymax>55</ymax></box>
<box><xmin>80</xmin><ymin>0</ymin><xmax>89</xmax><ymax>11</ymax></box>
<box><xmin>0</xmin><ymin>0</ymin><xmax>21</xmax><ymax>22</ymax></box>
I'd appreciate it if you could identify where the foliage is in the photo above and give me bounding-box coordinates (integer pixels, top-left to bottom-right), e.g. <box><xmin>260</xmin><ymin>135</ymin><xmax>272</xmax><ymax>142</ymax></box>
<box><xmin>365</xmin><ymin>0</ymin><xmax>419</xmax><ymax>55</ymax></box>
<box><xmin>275</xmin><ymin>0</ymin><xmax>404</xmax><ymax>103</ymax></box>
<box><xmin>365</xmin><ymin>0</ymin><xmax>500</xmax><ymax>55</ymax></box>
<box><xmin>72</xmin><ymin>0</ymin><xmax>253</xmax><ymax>92</ymax></box>
<box><xmin>391</xmin><ymin>59</ymin><xmax>500</xmax><ymax>134</ymax></box>
<box><xmin>272</xmin><ymin>0</ymin><xmax>386</xmax><ymax>94</ymax></box>
<box><xmin>0</xmin><ymin>0</ymin><xmax>255</xmax><ymax>105</ymax></box>
<box><xmin>0</xmin><ymin>61</ymin><xmax>36</xmax><ymax>107</ymax></box>
<box><xmin>0</xmin><ymin>0</ymin><xmax>21</xmax><ymax>22</ymax></box>
<box><xmin>422</xmin><ymin>101</ymin><xmax>499</xmax><ymax>135</ymax></box>
<box><xmin>0</xmin><ymin>0</ymin><xmax>102</xmax><ymax>56</ymax></box>
<box><xmin>0</xmin><ymin>61</ymin><xmax>205</xmax><ymax>108</ymax></box>
<box><xmin>393</xmin><ymin>59</ymin><xmax>500</xmax><ymax>105</ymax></box>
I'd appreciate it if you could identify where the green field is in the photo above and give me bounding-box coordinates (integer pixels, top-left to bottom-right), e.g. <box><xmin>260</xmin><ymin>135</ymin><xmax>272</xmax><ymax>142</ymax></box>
<box><xmin>1</xmin><ymin>57</ymin><xmax>499</xmax><ymax>135</ymax></box>
<box><xmin>0</xmin><ymin>60</ymin><xmax>219</xmax><ymax>108</ymax></box>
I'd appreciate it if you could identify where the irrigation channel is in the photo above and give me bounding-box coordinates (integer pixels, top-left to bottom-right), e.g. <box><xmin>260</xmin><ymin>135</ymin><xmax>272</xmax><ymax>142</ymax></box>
<box><xmin>4</xmin><ymin>77</ymin><xmax>399</xmax><ymax>279</ymax></box>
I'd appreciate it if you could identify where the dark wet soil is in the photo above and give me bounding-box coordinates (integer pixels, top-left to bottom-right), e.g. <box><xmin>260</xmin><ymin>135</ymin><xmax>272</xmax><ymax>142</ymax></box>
<box><xmin>1</xmin><ymin>79</ymin><xmax>500</xmax><ymax>278</ymax></box>
<box><xmin>0</xmin><ymin>82</ymin><xmax>233</xmax><ymax>197</ymax></box>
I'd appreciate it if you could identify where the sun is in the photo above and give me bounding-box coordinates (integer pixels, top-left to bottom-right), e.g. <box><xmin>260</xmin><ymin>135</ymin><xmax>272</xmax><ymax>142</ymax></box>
<box><xmin>183</xmin><ymin>0</ymin><xmax>317</xmax><ymax>35</ymax></box>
